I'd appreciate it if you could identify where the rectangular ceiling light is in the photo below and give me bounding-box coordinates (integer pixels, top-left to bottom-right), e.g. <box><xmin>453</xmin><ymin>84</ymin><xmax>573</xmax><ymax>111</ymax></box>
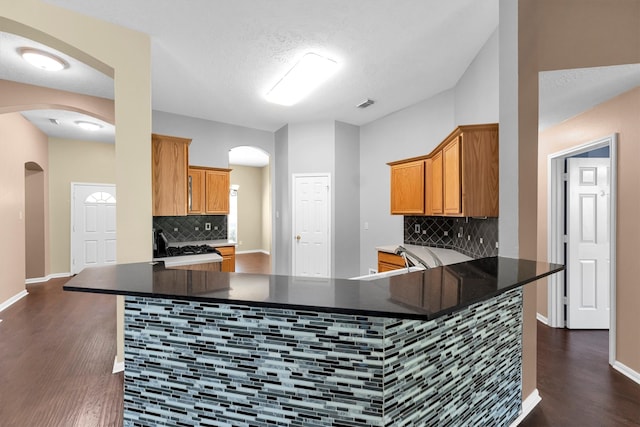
<box><xmin>265</xmin><ymin>52</ymin><xmax>338</xmax><ymax>106</ymax></box>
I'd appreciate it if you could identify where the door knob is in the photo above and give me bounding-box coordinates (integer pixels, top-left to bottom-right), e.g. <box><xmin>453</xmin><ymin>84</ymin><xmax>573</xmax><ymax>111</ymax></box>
<box><xmin>296</xmin><ymin>235</ymin><xmax>301</xmax><ymax>241</ymax></box>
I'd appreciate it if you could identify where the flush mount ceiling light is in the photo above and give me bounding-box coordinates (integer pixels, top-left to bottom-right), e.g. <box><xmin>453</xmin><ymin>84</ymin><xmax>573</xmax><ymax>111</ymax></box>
<box><xmin>265</xmin><ymin>52</ymin><xmax>339</xmax><ymax>106</ymax></box>
<box><xmin>19</xmin><ymin>48</ymin><xmax>67</xmax><ymax>71</ymax></box>
<box><xmin>75</xmin><ymin>121</ymin><xmax>102</xmax><ymax>131</ymax></box>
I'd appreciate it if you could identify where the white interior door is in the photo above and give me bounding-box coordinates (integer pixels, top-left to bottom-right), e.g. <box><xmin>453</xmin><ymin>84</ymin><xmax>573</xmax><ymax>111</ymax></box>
<box><xmin>567</xmin><ymin>158</ymin><xmax>610</xmax><ymax>329</ymax></box>
<box><xmin>292</xmin><ymin>174</ymin><xmax>330</xmax><ymax>277</ymax></box>
<box><xmin>71</xmin><ymin>183</ymin><xmax>117</xmax><ymax>274</ymax></box>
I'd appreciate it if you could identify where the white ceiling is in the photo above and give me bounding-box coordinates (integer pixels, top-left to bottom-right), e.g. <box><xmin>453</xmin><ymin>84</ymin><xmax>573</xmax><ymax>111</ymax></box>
<box><xmin>2</xmin><ymin>1</ymin><xmax>639</xmax><ymax>153</ymax></box>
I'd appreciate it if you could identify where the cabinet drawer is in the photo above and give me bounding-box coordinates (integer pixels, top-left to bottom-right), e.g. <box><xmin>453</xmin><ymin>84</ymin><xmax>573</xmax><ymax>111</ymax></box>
<box><xmin>216</xmin><ymin>246</ymin><xmax>235</xmax><ymax>256</ymax></box>
<box><xmin>378</xmin><ymin>251</ymin><xmax>406</xmax><ymax>269</ymax></box>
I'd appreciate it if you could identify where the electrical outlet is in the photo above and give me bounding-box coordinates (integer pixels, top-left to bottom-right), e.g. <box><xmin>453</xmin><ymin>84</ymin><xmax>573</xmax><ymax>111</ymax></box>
<box><xmin>467</xmin><ymin>235</ymin><xmax>471</xmax><ymax>241</ymax></box>
<box><xmin>414</xmin><ymin>224</ymin><xmax>420</xmax><ymax>233</ymax></box>
<box><xmin>495</xmin><ymin>241</ymin><xmax>500</xmax><ymax>249</ymax></box>
<box><xmin>479</xmin><ymin>237</ymin><xmax>483</xmax><ymax>244</ymax></box>
<box><xmin>205</xmin><ymin>223</ymin><xmax>211</xmax><ymax>231</ymax></box>
<box><xmin>195</xmin><ymin>226</ymin><xmax>199</xmax><ymax>231</ymax></box>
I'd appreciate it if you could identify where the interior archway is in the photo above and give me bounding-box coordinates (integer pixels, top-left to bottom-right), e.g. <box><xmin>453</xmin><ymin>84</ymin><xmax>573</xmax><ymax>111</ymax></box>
<box><xmin>25</xmin><ymin>161</ymin><xmax>45</xmax><ymax>279</ymax></box>
<box><xmin>228</xmin><ymin>146</ymin><xmax>272</xmax><ymax>261</ymax></box>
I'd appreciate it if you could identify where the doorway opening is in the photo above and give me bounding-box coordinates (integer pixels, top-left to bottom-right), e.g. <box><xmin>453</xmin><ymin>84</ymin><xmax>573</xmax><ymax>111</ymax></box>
<box><xmin>547</xmin><ymin>134</ymin><xmax>617</xmax><ymax>364</ymax></box>
<box><xmin>228</xmin><ymin>146</ymin><xmax>272</xmax><ymax>258</ymax></box>
<box><xmin>25</xmin><ymin>162</ymin><xmax>45</xmax><ymax>280</ymax></box>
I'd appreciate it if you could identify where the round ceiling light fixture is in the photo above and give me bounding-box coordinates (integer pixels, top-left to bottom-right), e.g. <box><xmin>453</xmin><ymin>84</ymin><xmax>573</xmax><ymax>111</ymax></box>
<box><xmin>19</xmin><ymin>47</ymin><xmax>67</xmax><ymax>71</ymax></box>
<box><xmin>75</xmin><ymin>121</ymin><xmax>103</xmax><ymax>131</ymax></box>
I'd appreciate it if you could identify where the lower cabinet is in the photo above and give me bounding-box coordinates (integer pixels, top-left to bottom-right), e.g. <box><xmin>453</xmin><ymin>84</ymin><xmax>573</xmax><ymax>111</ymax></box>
<box><xmin>216</xmin><ymin>246</ymin><xmax>236</xmax><ymax>272</ymax></box>
<box><xmin>377</xmin><ymin>251</ymin><xmax>406</xmax><ymax>272</ymax></box>
<box><xmin>170</xmin><ymin>262</ymin><xmax>221</xmax><ymax>272</ymax></box>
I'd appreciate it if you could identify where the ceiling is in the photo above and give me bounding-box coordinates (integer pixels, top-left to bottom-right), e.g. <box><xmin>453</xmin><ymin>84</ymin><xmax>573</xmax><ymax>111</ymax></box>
<box><xmin>2</xmin><ymin>0</ymin><xmax>638</xmax><ymax>150</ymax></box>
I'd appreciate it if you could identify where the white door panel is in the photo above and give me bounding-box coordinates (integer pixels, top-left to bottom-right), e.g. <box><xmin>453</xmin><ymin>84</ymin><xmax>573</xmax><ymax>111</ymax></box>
<box><xmin>71</xmin><ymin>184</ymin><xmax>117</xmax><ymax>274</ymax></box>
<box><xmin>567</xmin><ymin>158</ymin><xmax>609</xmax><ymax>329</ymax></box>
<box><xmin>293</xmin><ymin>175</ymin><xmax>330</xmax><ymax>277</ymax></box>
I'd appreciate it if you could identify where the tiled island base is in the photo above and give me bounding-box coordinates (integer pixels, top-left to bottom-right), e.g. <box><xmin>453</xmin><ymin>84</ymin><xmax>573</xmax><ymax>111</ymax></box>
<box><xmin>124</xmin><ymin>289</ymin><xmax>523</xmax><ymax>426</ymax></box>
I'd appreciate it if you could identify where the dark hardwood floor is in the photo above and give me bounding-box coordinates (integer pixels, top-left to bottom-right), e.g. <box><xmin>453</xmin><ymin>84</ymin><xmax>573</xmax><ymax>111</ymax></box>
<box><xmin>0</xmin><ymin>278</ymin><xmax>123</xmax><ymax>427</ymax></box>
<box><xmin>2</xmin><ymin>271</ymin><xmax>638</xmax><ymax>426</ymax></box>
<box><xmin>521</xmin><ymin>323</ymin><xmax>640</xmax><ymax>426</ymax></box>
<box><xmin>235</xmin><ymin>252</ymin><xmax>271</xmax><ymax>274</ymax></box>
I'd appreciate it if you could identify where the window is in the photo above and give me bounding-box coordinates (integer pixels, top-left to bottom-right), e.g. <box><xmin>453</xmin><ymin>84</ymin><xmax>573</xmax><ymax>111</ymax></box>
<box><xmin>85</xmin><ymin>192</ymin><xmax>116</xmax><ymax>204</ymax></box>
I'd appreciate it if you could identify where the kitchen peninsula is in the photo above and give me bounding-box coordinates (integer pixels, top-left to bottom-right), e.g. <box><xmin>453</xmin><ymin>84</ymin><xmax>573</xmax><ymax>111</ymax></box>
<box><xmin>64</xmin><ymin>258</ymin><xmax>562</xmax><ymax>426</ymax></box>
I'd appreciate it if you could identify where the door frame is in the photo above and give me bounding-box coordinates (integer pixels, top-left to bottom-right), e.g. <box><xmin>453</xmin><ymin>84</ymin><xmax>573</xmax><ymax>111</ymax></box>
<box><xmin>291</xmin><ymin>173</ymin><xmax>331</xmax><ymax>277</ymax></box>
<box><xmin>70</xmin><ymin>182</ymin><xmax>117</xmax><ymax>274</ymax></box>
<box><xmin>547</xmin><ymin>134</ymin><xmax>617</xmax><ymax>364</ymax></box>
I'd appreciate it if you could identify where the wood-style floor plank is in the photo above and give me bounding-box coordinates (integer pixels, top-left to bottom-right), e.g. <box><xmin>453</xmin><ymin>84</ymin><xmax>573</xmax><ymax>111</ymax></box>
<box><xmin>235</xmin><ymin>252</ymin><xmax>271</xmax><ymax>274</ymax></box>
<box><xmin>520</xmin><ymin>323</ymin><xmax>640</xmax><ymax>426</ymax></box>
<box><xmin>0</xmin><ymin>278</ymin><xmax>123</xmax><ymax>427</ymax></box>
<box><xmin>2</xmin><ymin>271</ymin><xmax>638</xmax><ymax>427</ymax></box>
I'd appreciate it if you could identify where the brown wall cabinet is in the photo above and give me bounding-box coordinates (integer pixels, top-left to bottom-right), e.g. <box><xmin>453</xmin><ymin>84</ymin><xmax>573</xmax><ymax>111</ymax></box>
<box><xmin>152</xmin><ymin>134</ymin><xmax>191</xmax><ymax>216</ymax></box>
<box><xmin>388</xmin><ymin>123</ymin><xmax>499</xmax><ymax>217</ymax></box>
<box><xmin>188</xmin><ymin>166</ymin><xmax>231</xmax><ymax>215</ymax></box>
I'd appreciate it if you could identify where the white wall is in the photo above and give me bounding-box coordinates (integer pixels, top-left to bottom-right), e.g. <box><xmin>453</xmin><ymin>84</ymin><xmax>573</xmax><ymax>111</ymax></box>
<box><xmin>358</xmin><ymin>90</ymin><xmax>456</xmax><ymax>274</ymax></box>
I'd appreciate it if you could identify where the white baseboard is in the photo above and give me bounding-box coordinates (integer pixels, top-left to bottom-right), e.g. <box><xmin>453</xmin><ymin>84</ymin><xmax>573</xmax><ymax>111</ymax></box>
<box><xmin>613</xmin><ymin>361</ymin><xmax>640</xmax><ymax>386</ymax></box>
<box><xmin>0</xmin><ymin>290</ymin><xmax>29</xmax><ymax>313</ymax></box>
<box><xmin>509</xmin><ymin>389</ymin><xmax>541</xmax><ymax>427</ymax></box>
<box><xmin>536</xmin><ymin>313</ymin><xmax>549</xmax><ymax>326</ymax></box>
<box><xmin>113</xmin><ymin>356</ymin><xmax>125</xmax><ymax>374</ymax></box>
<box><xmin>25</xmin><ymin>272</ymin><xmax>72</xmax><ymax>284</ymax></box>
<box><xmin>235</xmin><ymin>249</ymin><xmax>270</xmax><ymax>255</ymax></box>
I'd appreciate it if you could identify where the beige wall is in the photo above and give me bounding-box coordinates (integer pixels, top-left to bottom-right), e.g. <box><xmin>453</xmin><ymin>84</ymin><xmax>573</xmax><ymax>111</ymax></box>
<box><xmin>49</xmin><ymin>138</ymin><xmax>116</xmax><ymax>274</ymax></box>
<box><xmin>231</xmin><ymin>165</ymin><xmax>269</xmax><ymax>253</ymax></box>
<box><xmin>1</xmin><ymin>0</ymin><xmax>151</xmax><ymax>363</ymax></box>
<box><xmin>537</xmin><ymin>87</ymin><xmax>640</xmax><ymax>373</ymax></box>
<box><xmin>518</xmin><ymin>0</ymin><xmax>640</xmax><ymax>394</ymax></box>
<box><xmin>0</xmin><ymin>113</ymin><xmax>49</xmax><ymax>303</ymax></box>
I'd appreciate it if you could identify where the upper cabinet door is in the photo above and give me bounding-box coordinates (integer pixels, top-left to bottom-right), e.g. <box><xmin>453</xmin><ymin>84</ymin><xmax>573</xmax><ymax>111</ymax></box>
<box><xmin>430</xmin><ymin>152</ymin><xmax>443</xmax><ymax>215</ymax></box>
<box><xmin>390</xmin><ymin>160</ymin><xmax>425</xmax><ymax>215</ymax></box>
<box><xmin>443</xmin><ymin>137</ymin><xmax>462</xmax><ymax>215</ymax></box>
<box><xmin>152</xmin><ymin>134</ymin><xmax>191</xmax><ymax>216</ymax></box>
<box><xmin>188</xmin><ymin>167</ymin><xmax>205</xmax><ymax>214</ymax></box>
<box><xmin>205</xmin><ymin>169</ymin><xmax>230</xmax><ymax>214</ymax></box>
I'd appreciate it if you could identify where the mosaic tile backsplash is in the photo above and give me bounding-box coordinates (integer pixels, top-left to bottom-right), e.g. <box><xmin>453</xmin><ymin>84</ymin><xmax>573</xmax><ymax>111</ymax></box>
<box><xmin>123</xmin><ymin>289</ymin><xmax>522</xmax><ymax>426</ymax></box>
<box><xmin>152</xmin><ymin>215</ymin><xmax>227</xmax><ymax>242</ymax></box>
<box><xmin>404</xmin><ymin>216</ymin><xmax>499</xmax><ymax>258</ymax></box>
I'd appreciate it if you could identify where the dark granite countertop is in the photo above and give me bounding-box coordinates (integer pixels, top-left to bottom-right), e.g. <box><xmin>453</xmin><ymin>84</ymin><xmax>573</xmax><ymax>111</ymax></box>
<box><xmin>63</xmin><ymin>257</ymin><xmax>563</xmax><ymax>320</ymax></box>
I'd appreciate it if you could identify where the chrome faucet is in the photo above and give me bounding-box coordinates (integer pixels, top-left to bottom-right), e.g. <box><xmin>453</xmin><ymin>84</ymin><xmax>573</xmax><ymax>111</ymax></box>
<box><xmin>394</xmin><ymin>246</ymin><xmax>436</xmax><ymax>271</ymax></box>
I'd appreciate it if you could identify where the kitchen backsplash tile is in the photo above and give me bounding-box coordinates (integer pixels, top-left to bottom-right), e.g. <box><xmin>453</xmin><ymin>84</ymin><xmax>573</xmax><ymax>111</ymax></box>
<box><xmin>404</xmin><ymin>216</ymin><xmax>498</xmax><ymax>259</ymax></box>
<box><xmin>153</xmin><ymin>215</ymin><xmax>227</xmax><ymax>242</ymax></box>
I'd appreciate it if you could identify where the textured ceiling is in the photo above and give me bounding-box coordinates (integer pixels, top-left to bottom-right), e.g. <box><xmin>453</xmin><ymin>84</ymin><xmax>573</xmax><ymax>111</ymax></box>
<box><xmin>539</xmin><ymin>64</ymin><xmax>640</xmax><ymax>131</ymax></box>
<box><xmin>3</xmin><ymin>1</ymin><xmax>638</xmax><ymax>149</ymax></box>
<box><xmin>39</xmin><ymin>0</ymin><xmax>499</xmax><ymax>131</ymax></box>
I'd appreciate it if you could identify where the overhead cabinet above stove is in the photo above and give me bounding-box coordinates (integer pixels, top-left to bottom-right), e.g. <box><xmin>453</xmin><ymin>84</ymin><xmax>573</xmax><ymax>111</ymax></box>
<box><xmin>152</xmin><ymin>133</ymin><xmax>231</xmax><ymax>216</ymax></box>
<box><xmin>388</xmin><ymin>123</ymin><xmax>499</xmax><ymax>217</ymax></box>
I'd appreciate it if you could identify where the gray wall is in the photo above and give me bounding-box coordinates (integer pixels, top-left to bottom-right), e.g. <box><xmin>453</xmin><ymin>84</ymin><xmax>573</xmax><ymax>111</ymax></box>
<box><xmin>358</xmin><ymin>90</ymin><xmax>456</xmax><ymax>274</ymax></box>
<box><xmin>152</xmin><ymin>110</ymin><xmax>274</xmax><ymax>168</ymax></box>
<box><xmin>274</xmin><ymin>125</ymin><xmax>290</xmax><ymax>275</ymax></box>
<box><xmin>334</xmin><ymin>121</ymin><xmax>360</xmax><ymax>279</ymax></box>
<box><xmin>455</xmin><ymin>29</ymin><xmax>499</xmax><ymax>126</ymax></box>
<box><xmin>358</xmin><ymin>28</ymin><xmax>500</xmax><ymax>275</ymax></box>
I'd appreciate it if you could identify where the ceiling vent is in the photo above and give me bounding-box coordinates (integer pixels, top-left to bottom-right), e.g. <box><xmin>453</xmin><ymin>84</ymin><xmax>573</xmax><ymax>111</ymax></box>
<box><xmin>356</xmin><ymin>98</ymin><xmax>375</xmax><ymax>109</ymax></box>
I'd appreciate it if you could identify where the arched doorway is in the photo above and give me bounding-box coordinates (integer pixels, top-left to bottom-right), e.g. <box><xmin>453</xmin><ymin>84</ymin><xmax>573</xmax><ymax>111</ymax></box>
<box><xmin>228</xmin><ymin>146</ymin><xmax>272</xmax><ymax>264</ymax></box>
<box><xmin>24</xmin><ymin>161</ymin><xmax>45</xmax><ymax>279</ymax></box>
